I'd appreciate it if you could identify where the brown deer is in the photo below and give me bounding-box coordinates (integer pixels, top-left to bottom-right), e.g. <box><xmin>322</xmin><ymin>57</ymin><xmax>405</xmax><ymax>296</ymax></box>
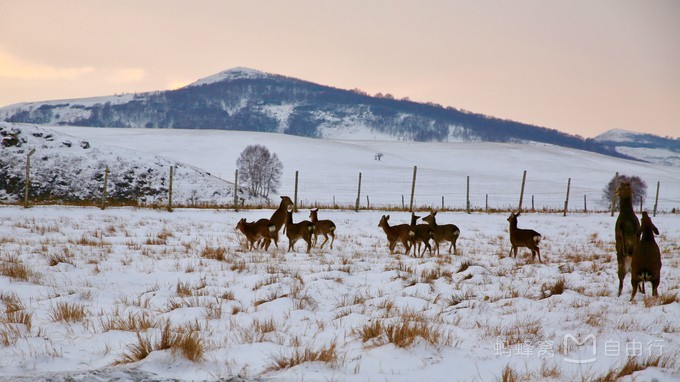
<box><xmin>309</xmin><ymin>208</ymin><xmax>336</xmax><ymax>249</ymax></box>
<box><xmin>630</xmin><ymin>212</ymin><xmax>662</xmax><ymax>301</ymax></box>
<box><xmin>285</xmin><ymin>206</ymin><xmax>315</xmax><ymax>254</ymax></box>
<box><xmin>378</xmin><ymin>215</ymin><xmax>412</xmax><ymax>255</ymax></box>
<box><xmin>261</xmin><ymin>196</ymin><xmax>295</xmax><ymax>248</ymax></box>
<box><xmin>236</xmin><ymin>218</ymin><xmax>278</xmax><ymax>251</ymax></box>
<box><xmin>507</xmin><ymin>212</ymin><xmax>542</xmax><ymax>263</ymax></box>
<box><xmin>421</xmin><ymin>211</ymin><xmax>460</xmax><ymax>255</ymax></box>
<box><xmin>409</xmin><ymin>212</ymin><xmax>432</xmax><ymax>257</ymax></box>
<box><xmin>615</xmin><ymin>182</ymin><xmax>641</xmax><ymax>297</ymax></box>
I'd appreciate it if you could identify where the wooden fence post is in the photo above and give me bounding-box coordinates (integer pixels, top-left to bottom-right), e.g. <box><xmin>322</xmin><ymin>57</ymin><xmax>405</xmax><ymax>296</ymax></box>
<box><xmin>584</xmin><ymin>194</ymin><xmax>587</xmax><ymax>213</ymax></box>
<box><xmin>409</xmin><ymin>166</ymin><xmax>417</xmax><ymax>212</ymax></box>
<box><xmin>234</xmin><ymin>169</ymin><xmax>239</xmax><ymax>212</ymax></box>
<box><xmin>653</xmin><ymin>181</ymin><xmax>660</xmax><ymax>217</ymax></box>
<box><xmin>485</xmin><ymin>194</ymin><xmax>488</xmax><ymax>212</ymax></box>
<box><xmin>441</xmin><ymin>196</ymin><xmax>444</xmax><ymax>211</ymax></box>
<box><xmin>355</xmin><ymin>172</ymin><xmax>362</xmax><ymax>212</ymax></box>
<box><xmin>294</xmin><ymin>170</ymin><xmax>299</xmax><ymax>212</ymax></box>
<box><xmin>401</xmin><ymin>195</ymin><xmax>405</xmax><ymax>210</ymax></box>
<box><xmin>366</xmin><ymin>195</ymin><xmax>370</xmax><ymax>209</ymax></box>
<box><xmin>563</xmin><ymin>178</ymin><xmax>571</xmax><ymax>216</ymax></box>
<box><xmin>101</xmin><ymin>166</ymin><xmax>109</xmax><ymax>210</ymax></box>
<box><xmin>466</xmin><ymin>175</ymin><xmax>470</xmax><ymax>214</ymax></box>
<box><xmin>168</xmin><ymin>166</ymin><xmax>174</xmax><ymax>212</ymax></box>
<box><xmin>24</xmin><ymin>148</ymin><xmax>36</xmax><ymax>208</ymax></box>
<box><xmin>518</xmin><ymin>170</ymin><xmax>527</xmax><ymax>212</ymax></box>
<box><xmin>611</xmin><ymin>172</ymin><xmax>619</xmax><ymax>217</ymax></box>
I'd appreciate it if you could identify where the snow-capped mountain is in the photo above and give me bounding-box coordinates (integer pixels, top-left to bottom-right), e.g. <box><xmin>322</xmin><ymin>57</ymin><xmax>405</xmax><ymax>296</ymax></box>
<box><xmin>595</xmin><ymin>129</ymin><xmax>680</xmax><ymax>166</ymax></box>
<box><xmin>0</xmin><ymin>68</ymin><xmax>629</xmax><ymax>159</ymax></box>
<box><xmin>0</xmin><ymin>122</ymin><xmax>252</xmax><ymax>205</ymax></box>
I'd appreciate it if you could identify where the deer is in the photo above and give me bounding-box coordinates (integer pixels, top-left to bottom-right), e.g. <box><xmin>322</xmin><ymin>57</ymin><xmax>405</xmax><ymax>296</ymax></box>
<box><xmin>630</xmin><ymin>212</ymin><xmax>662</xmax><ymax>301</ymax></box>
<box><xmin>421</xmin><ymin>211</ymin><xmax>460</xmax><ymax>255</ymax></box>
<box><xmin>258</xmin><ymin>195</ymin><xmax>295</xmax><ymax>249</ymax></box>
<box><xmin>378</xmin><ymin>215</ymin><xmax>412</xmax><ymax>255</ymax></box>
<box><xmin>235</xmin><ymin>218</ymin><xmax>278</xmax><ymax>251</ymax></box>
<box><xmin>285</xmin><ymin>206</ymin><xmax>315</xmax><ymax>254</ymax></box>
<box><xmin>507</xmin><ymin>212</ymin><xmax>542</xmax><ymax>263</ymax></box>
<box><xmin>615</xmin><ymin>181</ymin><xmax>641</xmax><ymax>297</ymax></box>
<box><xmin>309</xmin><ymin>208</ymin><xmax>336</xmax><ymax>249</ymax></box>
<box><xmin>409</xmin><ymin>212</ymin><xmax>432</xmax><ymax>257</ymax></box>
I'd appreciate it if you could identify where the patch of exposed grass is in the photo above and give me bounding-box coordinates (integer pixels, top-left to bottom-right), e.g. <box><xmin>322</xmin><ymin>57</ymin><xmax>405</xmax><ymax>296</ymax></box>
<box><xmin>267</xmin><ymin>342</ymin><xmax>338</xmax><ymax>371</ymax></box>
<box><xmin>49</xmin><ymin>301</ymin><xmax>87</xmax><ymax>323</ymax></box>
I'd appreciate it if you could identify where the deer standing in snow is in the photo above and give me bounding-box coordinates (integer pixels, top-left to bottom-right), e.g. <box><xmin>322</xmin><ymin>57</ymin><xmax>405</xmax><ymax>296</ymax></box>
<box><xmin>236</xmin><ymin>218</ymin><xmax>278</xmax><ymax>251</ymax></box>
<box><xmin>378</xmin><ymin>215</ymin><xmax>412</xmax><ymax>255</ymax></box>
<box><xmin>421</xmin><ymin>211</ymin><xmax>460</xmax><ymax>255</ymax></box>
<box><xmin>285</xmin><ymin>206</ymin><xmax>315</xmax><ymax>254</ymax></box>
<box><xmin>309</xmin><ymin>208</ymin><xmax>336</xmax><ymax>249</ymax></box>
<box><xmin>615</xmin><ymin>182</ymin><xmax>641</xmax><ymax>297</ymax></box>
<box><xmin>409</xmin><ymin>212</ymin><xmax>432</xmax><ymax>257</ymax></box>
<box><xmin>507</xmin><ymin>212</ymin><xmax>542</xmax><ymax>263</ymax></box>
<box><xmin>630</xmin><ymin>211</ymin><xmax>662</xmax><ymax>301</ymax></box>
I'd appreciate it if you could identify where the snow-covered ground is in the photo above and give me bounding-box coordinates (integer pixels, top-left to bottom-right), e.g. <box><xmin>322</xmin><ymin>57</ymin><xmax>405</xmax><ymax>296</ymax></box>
<box><xmin>47</xmin><ymin>126</ymin><xmax>680</xmax><ymax>211</ymax></box>
<box><xmin>0</xmin><ymin>206</ymin><xmax>678</xmax><ymax>381</ymax></box>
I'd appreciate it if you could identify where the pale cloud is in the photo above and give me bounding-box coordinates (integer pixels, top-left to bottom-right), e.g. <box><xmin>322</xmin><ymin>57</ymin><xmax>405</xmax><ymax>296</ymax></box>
<box><xmin>167</xmin><ymin>78</ymin><xmax>192</xmax><ymax>90</ymax></box>
<box><xmin>103</xmin><ymin>68</ymin><xmax>147</xmax><ymax>83</ymax></box>
<box><xmin>0</xmin><ymin>50</ymin><xmax>95</xmax><ymax>80</ymax></box>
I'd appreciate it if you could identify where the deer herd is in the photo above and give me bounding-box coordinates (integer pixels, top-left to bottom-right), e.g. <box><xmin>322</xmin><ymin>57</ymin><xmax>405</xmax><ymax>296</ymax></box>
<box><xmin>236</xmin><ymin>182</ymin><xmax>663</xmax><ymax>302</ymax></box>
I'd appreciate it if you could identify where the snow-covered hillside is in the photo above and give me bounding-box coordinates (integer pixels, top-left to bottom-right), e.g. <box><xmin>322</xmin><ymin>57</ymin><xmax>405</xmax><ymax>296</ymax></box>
<box><xmin>0</xmin><ymin>122</ymin><xmax>252</xmax><ymax>206</ymax></box>
<box><xmin>595</xmin><ymin>129</ymin><xmax>680</xmax><ymax>167</ymax></box>
<box><xmin>51</xmin><ymin>125</ymin><xmax>680</xmax><ymax>212</ymax></box>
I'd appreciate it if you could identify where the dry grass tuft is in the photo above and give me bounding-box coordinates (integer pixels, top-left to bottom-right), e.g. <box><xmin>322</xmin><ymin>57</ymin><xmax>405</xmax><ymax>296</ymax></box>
<box><xmin>593</xmin><ymin>356</ymin><xmax>672</xmax><ymax>382</ymax></box>
<box><xmin>49</xmin><ymin>301</ymin><xmax>87</xmax><ymax>322</ymax></box>
<box><xmin>201</xmin><ymin>245</ymin><xmax>227</xmax><ymax>261</ymax></box>
<box><xmin>0</xmin><ymin>255</ymin><xmax>31</xmax><ymax>281</ymax></box>
<box><xmin>456</xmin><ymin>260</ymin><xmax>473</xmax><ymax>273</ymax></box>
<box><xmin>117</xmin><ymin>321</ymin><xmax>204</xmax><ymax>364</ymax></box>
<box><xmin>541</xmin><ymin>277</ymin><xmax>566</xmax><ymax>298</ymax></box>
<box><xmin>101</xmin><ymin>311</ymin><xmax>155</xmax><ymax>332</ymax></box>
<box><xmin>499</xmin><ymin>364</ymin><xmax>518</xmax><ymax>382</ymax></box>
<box><xmin>354</xmin><ymin>312</ymin><xmax>445</xmax><ymax>349</ymax></box>
<box><xmin>267</xmin><ymin>342</ymin><xmax>338</xmax><ymax>371</ymax></box>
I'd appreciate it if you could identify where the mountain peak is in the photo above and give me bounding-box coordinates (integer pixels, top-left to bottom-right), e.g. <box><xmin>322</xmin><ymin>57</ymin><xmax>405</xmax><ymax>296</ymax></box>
<box><xmin>594</xmin><ymin>129</ymin><xmax>639</xmax><ymax>143</ymax></box>
<box><xmin>187</xmin><ymin>67</ymin><xmax>268</xmax><ymax>88</ymax></box>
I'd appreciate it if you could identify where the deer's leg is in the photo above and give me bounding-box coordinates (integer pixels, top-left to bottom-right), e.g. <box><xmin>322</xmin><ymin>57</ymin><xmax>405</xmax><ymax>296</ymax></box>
<box><xmin>617</xmin><ymin>260</ymin><xmax>626</xmax><ymax>297</ymax></box>
<box><xmin>652</xmin><ymin>279</ymin><xmax>659</xmax><ymax>297</ymax></box>
<box><xmin>320</xmin><ymin>233</ymin><xmax>329</xmax><ymax>249</ymax></box>
<box><xmin>329</xmin><ymin>232</ymin><xmax>335</xmax><ymax>250</ymax></box>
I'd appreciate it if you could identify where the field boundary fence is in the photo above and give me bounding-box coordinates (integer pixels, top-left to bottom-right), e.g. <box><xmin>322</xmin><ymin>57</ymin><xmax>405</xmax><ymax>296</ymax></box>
<box><xmin>8</xmin><ymin>158</ymin><xmax>680</xmax><ymax>216</ymax></box>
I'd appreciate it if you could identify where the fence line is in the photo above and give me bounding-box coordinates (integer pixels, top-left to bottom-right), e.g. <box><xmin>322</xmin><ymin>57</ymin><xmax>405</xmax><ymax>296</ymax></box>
<box><xmin>12</xmin><ymin>163</ymin><xmax>680</xmax><ymax>214</ymax></box>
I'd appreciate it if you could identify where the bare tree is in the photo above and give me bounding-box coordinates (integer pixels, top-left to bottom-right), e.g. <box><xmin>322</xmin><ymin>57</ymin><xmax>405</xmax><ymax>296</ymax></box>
<box><xmin>602</xmin><ymin>174</ymin><xmax>647</xmax><ymax>210</ymax></box>
<box><xmin>236</xmin><ymin>145</ymin><xmax>283</xmax><ymax>199</ymax></box>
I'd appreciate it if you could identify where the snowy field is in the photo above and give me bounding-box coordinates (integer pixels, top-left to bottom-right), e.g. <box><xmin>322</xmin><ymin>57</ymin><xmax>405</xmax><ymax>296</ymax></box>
<box><xmin>50</xmin><ymin>126</ymin><xmax>680</xmax><ymax>211</ymax></box>
<box><xmin>1</xmin><ymin>206</ymin><xmax>678</xmax><ymax>381</ymax></box>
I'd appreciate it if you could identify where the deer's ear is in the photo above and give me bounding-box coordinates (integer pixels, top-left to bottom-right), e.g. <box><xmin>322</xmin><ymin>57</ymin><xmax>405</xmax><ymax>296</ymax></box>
<box><xmin>386</xmin><ymin>215</ymin><xmax>390</xmax><ymax>220</ymax></box>
<box><xmin>515</xmin><ymin>212</ymin><xmax>521</xmax><ymax>217</ymax></box>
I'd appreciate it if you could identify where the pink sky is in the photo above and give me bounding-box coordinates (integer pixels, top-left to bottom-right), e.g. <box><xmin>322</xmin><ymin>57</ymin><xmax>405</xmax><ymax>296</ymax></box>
<box><xmin>1</xmin><ymin>0</ymin><xmax>678</xmax><ymax>138</ymax></box>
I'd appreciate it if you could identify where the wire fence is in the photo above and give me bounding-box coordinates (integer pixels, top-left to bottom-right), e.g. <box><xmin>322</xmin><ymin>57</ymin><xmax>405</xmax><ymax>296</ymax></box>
<box><xmin>8</xmin><ymin>161</ymin><xmax>680</xmax><ymax>215</ymax></box>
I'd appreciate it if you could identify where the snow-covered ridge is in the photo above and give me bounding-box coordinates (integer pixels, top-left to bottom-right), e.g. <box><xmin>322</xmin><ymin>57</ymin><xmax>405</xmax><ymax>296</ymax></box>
<box><xmin>186</xmin><ymin>67</ymin><xmax>269</xmax><ymax>87</ymax></box>
<box><xmin>594</xmin><ymin>128</ymin><xmax>638</xmax><ymax>143</ymax></box>
<box><xmin>0</xmin><ymin>122</ymin><xmax>252</xmax><ymax>205</ymax></box>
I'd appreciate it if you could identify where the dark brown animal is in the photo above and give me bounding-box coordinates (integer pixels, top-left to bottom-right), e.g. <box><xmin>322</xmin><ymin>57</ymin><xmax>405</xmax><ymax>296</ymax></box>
<box><xmin>378</xmin><ymin>215</ymin><xmax>412</xmax><ymax>255</ymax></box>
<box><xmin>409</xmin><ymin>212</ymin><xmax>432</xmax><ymax>257</ymax></box>
<box><xmin>421</xmin><ymin>211</ymin><xmax>460</xmax><ymax>255</ymax></box>
<box><xmin>285</xmin><ymin>206</ymin><xmax>315</xmax><ymax>254</ymax></box>
<box><xmin>309</xmin><ymin>208</ymin><xmax>336</xmax><ymax>249</ymax></box>
<box><xmin>507</xmin><ymin>212</ymin><xmax>542</xmax><ymax>263</ymax></box>
<box><xmin>630</xmin><ymin>212</ymin><xmax>661</xmax><ymax>301</ymax></box>
<box><xmin>236</xmin><ymin>218</ymin><xmax>278</xmax><ymax>251</ymax></box>
<box><xmin>615</xmin><ymin>182</ymin><xmax>641</xmax><ymax>296</ymax></box>
<box><xmin>262</xmin><ymin>196</ymin><xmax>295</xmax><ymax>248</ymax></box>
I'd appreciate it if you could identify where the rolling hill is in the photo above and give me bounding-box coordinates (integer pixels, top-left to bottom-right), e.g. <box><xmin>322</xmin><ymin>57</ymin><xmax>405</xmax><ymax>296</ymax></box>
<box><xmin>0</xmin><ymin>68</ymin><xmax>630</xmax><ymax>160</ymax></box>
